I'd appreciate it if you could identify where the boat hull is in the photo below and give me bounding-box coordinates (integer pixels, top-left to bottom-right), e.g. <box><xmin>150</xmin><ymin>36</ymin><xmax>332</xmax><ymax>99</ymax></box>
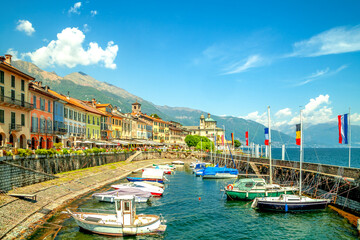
<box><xmin>127</xmin><ymin>177</ymin><xmax>164</xmax><ymax>184</ymax></box>
<box><xmin>72</xmin><ymin>215</ymin><xmax>164</xmax><ymax>236</ymax></box>
<box><xmin>225</xmin><ymin>189</ymin><xmax>295</xmax><ymax>201</ymax></box>
<box><xmin>255</xmin><ymin>200</ymin><xmax>328</xmax><ymax>212</ymax></box>
<box><xmin>93</xmin><ymin>195</ymin><xmax>150</xmax><ymax>203</ymax></box>
<box><xmin>202</xmin><ymin>173</ymin><xmax>238</xmax><ymax>179</ymax></box>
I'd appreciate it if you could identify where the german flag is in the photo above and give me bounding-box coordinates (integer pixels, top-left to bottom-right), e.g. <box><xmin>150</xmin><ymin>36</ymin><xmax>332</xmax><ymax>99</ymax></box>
<box><xmin>296</xmin><ymin>124</ymin><xmax>301</xmax><ymax>145</ymax></box>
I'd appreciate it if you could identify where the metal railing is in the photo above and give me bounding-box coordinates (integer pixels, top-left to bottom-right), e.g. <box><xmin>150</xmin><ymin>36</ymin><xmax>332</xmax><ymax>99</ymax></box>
<box><xmin>0</xmin><ymin>95</ymin><xmax>33</xmax><ymax>109</ymax></box>
<box><xmin>9</xmin><ymin>123</ymin><xmax>22</xmax><ymax>131</ymax></box>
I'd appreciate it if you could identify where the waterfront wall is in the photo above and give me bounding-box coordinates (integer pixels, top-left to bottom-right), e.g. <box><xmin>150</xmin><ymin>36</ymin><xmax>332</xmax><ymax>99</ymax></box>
<box><xmin>0</xmin><ymin>151</ymin><xmax>196</xmax><ymax>193</ymax></box>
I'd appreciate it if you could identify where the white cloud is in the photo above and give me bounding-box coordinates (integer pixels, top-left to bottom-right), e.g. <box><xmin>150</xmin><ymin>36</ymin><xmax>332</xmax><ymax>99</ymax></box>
<box><xmin>288</xmin><ymin>94</ymin><xmax>333</xmax><ymax>125</ymax></box>
<box><xmin>6</xmin><ymin>48</ymin><xmax>20</xmax><ymax>60</ymax></box>
<box><xmin>24</xmin><ymin>27</ymin><xmax>118</xmax><ymax>69</ymax></box>
<box><xmin>16</xmin><ymin>20</ymin><xmax>35</xmax><ymax>36</ymax></box>
<box><xmin>69</xmin><ymin>2</ymin><xmax>82</xmax><ymax>14</ymax></box>
<box><xmin>239</xmin><ymin>111</ymin><xmax>267</xmax><ymax>126</ymax></box>
<box><xmin>295</xmin><ymin>65</ymin><xmax>347</xmax><ymax>86</ymax></box>
<box><xmin>351</xmin><ymin>113</ymin><xmax>360</xmax><ymax>123</ymax></box>
<box><xmin>275</xmin><ymin>108</ymin><xmax>292</xmax><ymax>118</ymax></box>
<box><xmin>291</xmin><ymin>25</ymin><xmax>360</xmax><ymax>57</ymax></box>
<box><xmin>223</xmin><ymin>55</ymin><xmax>262</xmax><ymax>74</ymax></box>
<box><xmin>83</xmin><ymin>24</ymin><xmax>90</xmax><ymax>33</ymax></box>
<box><xmin>90</xmin><ymin>10</ymin><xmax>98</xmax><ymax>16</ymax></box>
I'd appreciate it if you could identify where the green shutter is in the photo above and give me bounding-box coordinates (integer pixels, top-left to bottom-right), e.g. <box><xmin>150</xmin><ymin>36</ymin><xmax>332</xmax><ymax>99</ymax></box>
<box><xmin>0</xmin><ymin>110</ymin><xmax>4</xmax><ymax>123</ymax></box>
<box><xmin>0</xmin><ymin>71</ymin><xmax>4</xmax><ymax>84</ymax></box>
<box><xmin>21</xmin><ymin>114</ymin><xmax>25</xmax><ymax>126</ymax></box>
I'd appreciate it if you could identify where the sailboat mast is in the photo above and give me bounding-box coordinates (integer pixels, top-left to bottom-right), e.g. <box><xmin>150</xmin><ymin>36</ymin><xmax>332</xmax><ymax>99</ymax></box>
<box><xmin>224</xmin><ymin>125</ymin><xmax>227</xmax><ymax>164</ymax></box>
<box><xmin>349</xmin><ymin>107</ymin><xmax>351</xmax><ymax>168</ymax></box>
<box><xmin>268</xmin><ymin>106</ymin><xmax>272</xmax><ymax>184</ymax></box>
<box><xmin>299</xmin><ymin>109</ymin><xmax>303</xmax><ymax>196</ymax></box>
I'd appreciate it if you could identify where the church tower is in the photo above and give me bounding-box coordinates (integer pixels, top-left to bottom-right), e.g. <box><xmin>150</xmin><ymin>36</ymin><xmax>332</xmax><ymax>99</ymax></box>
<box><xmin>200</xmin><ymin>114</ymin><xmax>205</xmax><ymax>129</ymax></box>
<box><xmin>132</xmin><ymin>101</ymin><xmax>141</xmax><ymax>114</ymax></box>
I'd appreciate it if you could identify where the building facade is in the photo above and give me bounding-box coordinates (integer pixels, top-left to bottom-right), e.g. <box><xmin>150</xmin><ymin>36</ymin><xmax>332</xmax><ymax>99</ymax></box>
<box><xmin>0</xmin><ymin>55</ymin><xmax>34</xmax><ymax>148</ymax></box>
<box><xmin>29</xmin><ymin>82</ymin><xmax>58</xmax><ymax>149</ymax></box>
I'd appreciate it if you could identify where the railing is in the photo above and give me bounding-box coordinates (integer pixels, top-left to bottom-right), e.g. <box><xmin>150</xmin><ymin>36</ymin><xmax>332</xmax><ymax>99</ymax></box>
<box><xmin>54</xmin><ymin>128</ymin><xmax>67</xmax><ymax>134</ymax></box>
<box><xmin>9</xmin><ymin>123</ymin><xmax>22</xmax><ymax>131</ymax></box>
<box><xmin>31</xmin><ymin>127</ymin><xmax>39</xmax><ymax>133</ymax></box>
<box><xmin>0</xmin><ymin>95</ymin><xmax>33</xmax><ymax>109</ymax></box>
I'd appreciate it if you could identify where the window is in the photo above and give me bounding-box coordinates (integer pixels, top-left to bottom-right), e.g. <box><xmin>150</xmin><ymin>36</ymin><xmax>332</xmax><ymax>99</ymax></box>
<box><xmin>97</xmin><ymin>118</ymin><xmax>99</xmax><ymax>125</ymax></box>
<box><xmin>93</xmin><ymin>116</ymin><xmax>95</xmax><ymax>125</ymax></box>
<box><xmin>0</xmin><ymin>86</ymin><xmax>4</xmax><ymax>100</ymax></box>
<box><xmin>64</xmin><ymin>108</ymin><xmax>68</xmax><ymax>118</ymax></box>
<box><xmin>21</xmin><ymin>114</ymin><xmax>25</xmax><ymax>126</ymax></box>
<box><xmin>21</xmin><ymin>80</ymin><xmax>25</xmax><ymax>91</ymax></box>
<box><xmin>21</xmin><ymin>93</ymin><xmax>25</xmax><ymax>106</ymax></box>
<box><xmin>88</xmin><ymin>115</ymin><xmax>90</xmax><ymax>124</ymax></box>
<box><xmin>11</xmin><ymin>90</ymin><xmax>15</xmax><ymax>100</ymax></box>
<box><xmin>40</xmin><ymin>98</ymin><xmax>45</xmax><ymax>111</ymax></box>
<box><xmin>11</xmin><ymin>75</ymin><xmax>15</xmax><ymax>88</ymax></box>
<box><xmin>33</xmin><ymin>96</ymin><xmax>37</xmax><ymax>108</ymax></box>
<box><xmin>0</xmin><ymin>109</ymin><xmax>4</xmax><ymax>123</ymax></box>
<box><xmin>74</xmin><ymin>112</ymin><xmax>77</xmax><ymax>121</ymax></box>
<box><xmin>48</xmin><ymin>101</ymin><xmax>51</xmax><ymax>112</ymax></box>
<box><xmin>69</xmin><ymin>110</ymin><xmax>73</xmax><ymax>119</ymax></box>
<box><xmin>0</xmin><ymin>71</ymin><xmax>4</xmax><ymax>84</ymax></box>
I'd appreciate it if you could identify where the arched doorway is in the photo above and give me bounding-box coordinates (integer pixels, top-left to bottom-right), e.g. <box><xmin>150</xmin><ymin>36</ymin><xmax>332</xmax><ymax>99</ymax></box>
<box><xmin>39</xmin><ymin>137</ymin><xmax>45</xmax><ymax>149</ymax></box>
<box><xmin>9</xmin><ymin>134</ymin><xmax>17</xmax><ymax>147</ymax></box>
<box><xmin>19</xmin><ymin>135</ymin><xmax>27</xmax><ymax>149</ymax></box>
<box><xmin>31</xmin><ymin>137</ymin><xmax>37</xmax><ymax>150</ymax></box>
<box><xmin>0</xmin><ymin>133</ymin><xmax>5</xmax><ymax>147</ymax></box>
<box><xmin>55</xmin><ymin>136</ymin><xmax>61</xmax><ymax>143</ymax></box>
<box><xmin>66</xmin><ymin>140</ymin><xmax>71</xmax><ymax>147</ymax></box>
<box><xmin>46</xmin><ymin>138</ymin><xmax>51</xmax><ymax>149</ymax></box>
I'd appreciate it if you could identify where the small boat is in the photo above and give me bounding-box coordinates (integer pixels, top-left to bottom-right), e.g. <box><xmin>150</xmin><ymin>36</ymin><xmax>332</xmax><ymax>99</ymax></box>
<box><xmin>127</xmin><ymin>177</ymin><xmax>165</xmax><ymax>184</ymax></box>
<box><xmin>251</xmin><ymin>194</ymin><xmax>330</xmax><ymax>212</ymax></box>
<box><xmin>112</xmin><ymin>182</ymin><xmax>164</xmax><ymax>196</ymax></box>
<box><xmin>92</xmin><ymin>188</ymin><xmax>152</xmax><ymax>203</ymax></box>
<box><xmin>68</xmin><ymin>195</ymin><xmax>166</xmax><ymax>236</ymax></box>
<box><xmin>142</xmin><ymin>181</ymin><xmax>164</xmax><ymax>188</ymax></box>
<box><xmin>224</xmin><ymin>178</ymin><xmax>297</xmax><ymax>201</ymax></box>
<box><xmin>195</xmin><ymin>169</ymin><xmax>204</xmax><ymax>177</ymax></box>
<box><xmin>202</xmin><ymin>166</ymin><xmax>238</xmax><ymax>179</ymax></box>
<box><xmin>172</xmin><ymin>160</ymin><xmax>184</xmax><ymax>165</ymax></box>
<box><xmin>127</xmin><ymin>168</ymin><xmax>166</xmax><ymax>183</ymax></box>
<box><xmin>150</xmin><ymin>165</ymin><xmax>174</xmax><ymax>175</ymax></box>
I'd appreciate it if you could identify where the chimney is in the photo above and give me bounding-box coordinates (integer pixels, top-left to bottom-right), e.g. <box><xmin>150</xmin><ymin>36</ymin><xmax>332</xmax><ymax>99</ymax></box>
<box><xmin>67</xmin><ymin>91</ymin><xmax>70</xmax><ymax>100</ymax></box>
<box><xmin>208</xmin><ymin>113</ymin><xmax>211</xmax><ymax>118</ymax></box>
<box><xmin>4</xmin><ymin>54</ymin><xmax>12</xmax><ymax>65</ymax></box>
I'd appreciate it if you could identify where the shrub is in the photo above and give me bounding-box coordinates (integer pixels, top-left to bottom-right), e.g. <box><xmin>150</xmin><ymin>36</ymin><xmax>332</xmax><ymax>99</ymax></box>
<box><xmin>35</xmin><ymin>149</ymin><xmax>48</xmax><ymax>155</ymax></box>
<box><xmin>17</xmin><ymin>148</ymin><xmax>32</xmax><ymax>157</ymax></box>
<box><xmin>5</xmin><ymin>150</ymin><xmax>13</xmax><ymax>156</ymax></box>
<box><xmin>62</xmin><ymin>148</ymin><xmax>69</xmax><ymax>154</ymax></box>
<box><xmin>54</xmin><ymin>142</ymin><xmax>63</xmax><ymax>149</ymax></box>
<box><xmin>75</xmin><ymin>150</ymin><xmax>84</xmax><ymax>155</ymax></box>
<box><xmin>100</xmin><ymin>148</ymin><xmax>106</xmax><ymax>153</ymax></box>
<box><xmin>92</xmin><ymin>147</ymin><xmax>100</xmax><ymax>154</ymax></box>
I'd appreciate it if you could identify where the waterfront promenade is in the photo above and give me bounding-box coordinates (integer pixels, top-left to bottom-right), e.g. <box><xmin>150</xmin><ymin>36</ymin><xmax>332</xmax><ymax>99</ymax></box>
<box><xmin>0</xmin><ymin>154</ymin><xmax>191</xmax><ymax>239</ymax></box>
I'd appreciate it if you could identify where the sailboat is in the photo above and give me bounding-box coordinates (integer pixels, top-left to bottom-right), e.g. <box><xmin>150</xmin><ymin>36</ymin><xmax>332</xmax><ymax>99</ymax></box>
<box><xmin>224</xmin><ymin>106</ymin><xmax>297</xmax><ymax>200</ymax></box>
<box><xmin>251</xmin><ymin>109</ymin><xmax>330</xmax><ymax>212</ymax></box>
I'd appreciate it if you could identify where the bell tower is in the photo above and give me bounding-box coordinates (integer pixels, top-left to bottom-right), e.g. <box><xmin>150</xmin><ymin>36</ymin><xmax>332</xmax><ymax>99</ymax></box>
<box><xmin>200</xmin><ymin>114</ymin><xmax>205</xmax><ymax>129</ymax></box>
<box><xmin>132</xmin><ymin>101</ymin><xmax>141</xmax><ymax>114</ymax></box>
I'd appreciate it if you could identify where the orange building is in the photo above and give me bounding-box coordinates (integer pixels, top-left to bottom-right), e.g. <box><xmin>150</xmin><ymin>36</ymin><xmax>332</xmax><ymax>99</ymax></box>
<box><xmin>29</xmin><ymin>81</ymin><xmax>58</xmax><ymax>149</ymax></box>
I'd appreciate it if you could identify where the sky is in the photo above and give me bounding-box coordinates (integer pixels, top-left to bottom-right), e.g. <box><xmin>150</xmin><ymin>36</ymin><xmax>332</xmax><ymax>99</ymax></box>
<box><xmin>1</xmin><ymin>0</ymin><xmax>360</xmax><ymax>131</ymax></box>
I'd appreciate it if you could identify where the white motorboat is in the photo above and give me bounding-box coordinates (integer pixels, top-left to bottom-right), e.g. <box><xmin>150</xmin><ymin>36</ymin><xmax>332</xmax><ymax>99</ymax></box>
<box><xmin>172</xmin><ymin>160</ymin><xmax>184</xmax><ymax>165</ymax></box>
<box><xmin>111</xmin><ymin>182</ymin><xmax>164</xmax><ymax>196</ymax></box>
<box><xmin>92</xmin><ymin>188</ymin><xmax>152</xmax><ymax>203</ymax></box>
<box><xmin>68</xmin><ymin>195</ymin><xmax>166</xmax><ymax>236</ymax></box>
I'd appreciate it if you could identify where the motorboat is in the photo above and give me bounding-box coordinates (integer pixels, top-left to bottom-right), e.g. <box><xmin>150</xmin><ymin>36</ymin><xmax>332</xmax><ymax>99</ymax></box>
<box><xmin>68</xmin><ymin>195</ymin><xmax>166</xmax><ymax>236</ymax></box>
<box><xmin>111</xmin><ymin>182</ymin><xmax>164</xmax><ymax>196</ymax></box>
<box><xmin>224</xmin><ymin>178</ymin><xmax>297</xmax><ymax>201</ymax></box>
<box><xmin>92</xmin><ymin>188</ymin><xmax>152</xmax><ymax>203</ymax></box>
<box><xmin>127</xmin><ymin>168</ymin><xmax>166</xmax><ymax>183</ymax></box>
<box><xmin>172</xmin><ymin>160</ymin><xmax>184</xmax><ymax>165</ymax></box>
<box><xmin>202</xmin><ymin>166</ymin><xmax>238</xmax><ymax>179</ymax></box>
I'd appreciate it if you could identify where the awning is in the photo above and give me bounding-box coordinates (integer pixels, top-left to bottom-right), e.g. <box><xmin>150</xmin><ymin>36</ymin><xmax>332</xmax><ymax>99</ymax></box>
<box><xmin>83</xmin><ymin>140</ymin><xmax>94</xmax><ymax>144</ymax></box>
<box><xmin>112</xmin><ymin>140</ymin><xmax>130</xmax><ymax>145</ymax></box>
<box><xmin>95</xmin><ymin>142</ymin><xmax>106</xmax><ymax>145</ymax></box>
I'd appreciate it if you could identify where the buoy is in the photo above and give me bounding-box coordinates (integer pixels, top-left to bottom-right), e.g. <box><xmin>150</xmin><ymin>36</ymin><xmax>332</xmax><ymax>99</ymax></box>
<box><xmin>199</xmin><ymin>197</ymin><xmax>201</xmax><ymax>201</ymax></box>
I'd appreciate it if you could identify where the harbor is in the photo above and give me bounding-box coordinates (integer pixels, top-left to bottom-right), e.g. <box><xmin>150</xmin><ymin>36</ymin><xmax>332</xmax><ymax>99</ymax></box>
<box><xmin>26</xmin><ymin>164</ymin><xmax>359</xmax><ymax>239</ymax></box>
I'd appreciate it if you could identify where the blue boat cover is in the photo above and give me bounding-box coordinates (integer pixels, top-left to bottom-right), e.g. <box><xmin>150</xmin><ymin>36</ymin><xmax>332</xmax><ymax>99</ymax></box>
<box><xmin>195</xmin><ymin>163</ymin><xmax>207</xmax><ymax>169</ymax></box>
<box><xmin>202</xmin><ymin>167</ymin><xmax>238</xmax><ymax>176</ymax></box>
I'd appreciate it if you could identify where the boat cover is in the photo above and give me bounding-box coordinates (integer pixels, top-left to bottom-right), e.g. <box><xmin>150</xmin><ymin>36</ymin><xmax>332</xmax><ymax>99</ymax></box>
<box><xmin>92</xmin><ymin>187</ymin><xmax>152</xmax><ymax>198</ymax></box>
<box><xmin>202</xmin><ymin>167</ymin><xmax>238</xmax><ymax>176</ymax></box>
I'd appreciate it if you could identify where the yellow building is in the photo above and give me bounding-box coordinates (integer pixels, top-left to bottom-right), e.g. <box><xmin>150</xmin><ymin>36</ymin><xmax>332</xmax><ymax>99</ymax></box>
<box><xmin>0</xmin><ymin>55</ymin><xmax>34</xmax><ymax>148</ymax></box>
<box><xmin>111</xmin><ymin>107</ymin><xmax>123</xmax><ymax>139</ymax></box>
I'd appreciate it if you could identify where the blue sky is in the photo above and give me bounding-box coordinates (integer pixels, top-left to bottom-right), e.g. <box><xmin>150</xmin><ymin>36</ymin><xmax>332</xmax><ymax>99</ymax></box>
<box><xmin>1</xmin><ymin>0</ymin><xmax>360</xmax><ymax>130</ymax></box>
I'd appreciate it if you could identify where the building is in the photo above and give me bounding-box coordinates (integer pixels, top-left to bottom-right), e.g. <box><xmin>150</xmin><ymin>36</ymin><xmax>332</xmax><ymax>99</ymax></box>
<box><xmin>168</xmin><ymin>121</ymin><xmax>188</xmax><ymax>145</ymax></box>
<box><xmin>53</xmin><ymin>97</ymin><xmax>67</xmax><ymax>143</ymax></box>
<box><xmin>29</xmin><ymin>81</ymin><xmax>59</xmax><ymax>149</ymax></box>
<box><xmin>183</xmin><ymin>113</ymin><xmax>224</xmax><ymax>146</ymax></box>
<box><xmin>94</xmin><ymin>102</ymin><xmax>113</xmax><ymax>141</ymax></box>
<box><xmin>111</xmin><ymin>107</ymin><xmax>123</xmax><ymax>139</ymax></box>
<box><xmin>49</xmin><ymin>90</ymin><xmax>87</xmax><ymax>147</ymax></box>
<box><xmin>0</xmin><ymin>54</ymin><xmax>34</xmax><ymax>148</ymax></box>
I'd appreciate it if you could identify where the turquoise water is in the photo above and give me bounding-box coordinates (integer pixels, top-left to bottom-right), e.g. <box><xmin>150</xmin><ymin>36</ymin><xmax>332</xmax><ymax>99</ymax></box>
<box><xmin>271</xmin><ymin>148</ymin><xmax>360</xmax><ymax>168</ymax></box>
<box><xmin>50</xmin><ymin>167</ymin><xmax>357</xmax><ymax>239</ymax></box>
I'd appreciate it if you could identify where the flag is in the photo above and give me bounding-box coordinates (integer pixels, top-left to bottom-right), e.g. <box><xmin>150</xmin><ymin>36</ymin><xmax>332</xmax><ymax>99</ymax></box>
<box><xmin>221</xmin><ymin>135</ymin><xmax>224</xmax><ymax>145</ymax></box>
<box><xmin>338</xmin><ymin>114</ymin><xmax>348</xmax><ymax>144</ymax></box>
<box><xmin>231</xmin><ymin>133</ymin><xmax>234</xmax><ymax>146</ymax></box>
<box><xmin>296</xmin><ymin>124</ymin><xmax>301</xmax><ymax>145</ymax></box>
<box><xmin>264</xmin><ymin>128</ymin><xmax>269</xmax><ymax>145</ymax></box>
<box><xmin>245</xmin><ymin>131</ymin><xmax>249</xmax><ymax>146</ymax></box>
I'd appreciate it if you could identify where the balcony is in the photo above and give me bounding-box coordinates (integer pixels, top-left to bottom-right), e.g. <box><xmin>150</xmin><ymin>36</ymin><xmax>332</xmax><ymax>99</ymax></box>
<box><xmin>0</xmin><ymin>96</ymin><xmax>33</xmax><ymax>110</ymax></box>
<box><xmin>9</xmin><ymin>123</ymin><xmax>22</xmax><ymax>132</ymax></box>
<box><xmin>31</xmin><ymin>127</ymin><xmax>39</xmax><ymax>133</ymax></box>
<box><xmin>54</xmin><ymin>127</ymin><xmax>67</xmax><ymax>135</ymax></box>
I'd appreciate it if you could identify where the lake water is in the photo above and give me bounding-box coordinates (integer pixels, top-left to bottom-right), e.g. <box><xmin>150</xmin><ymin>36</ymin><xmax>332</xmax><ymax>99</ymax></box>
<box><xmin>34</xmin><ymin>167</ymin><xmax>358</xmax><ymax>240</ymax></box>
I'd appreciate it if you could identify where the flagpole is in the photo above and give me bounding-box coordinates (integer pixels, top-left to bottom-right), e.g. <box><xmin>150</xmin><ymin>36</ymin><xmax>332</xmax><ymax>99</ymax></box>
<box><xmin>268</xmin><ymin>106</ymin><xmax>272</xmax><ymax>184</ymax></box>
<box><xmin>299</xmin><ymin>109</ymin><xmax>303</xmax><ymax>196</ymax></box>
<box><xmin>349</xmin><ymin>107</ymin><xmax>351</xmax><ymax>168</ymax></box>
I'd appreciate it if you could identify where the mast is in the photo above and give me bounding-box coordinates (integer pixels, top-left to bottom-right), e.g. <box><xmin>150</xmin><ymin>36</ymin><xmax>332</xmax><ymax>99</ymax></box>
<box><xmin>268</xmin><ymin>106</ymin><xmax>272</xmax><ymax>184</ymax></box>
<box><xmin>349</xmin><ymin>107</ymin><xmax>351</xmax><ymax>168</ymax></box>
<box><xmin>299</xmin><ymin>109</ymin><xmax>303</xmax><ymax>196</ymax></box>
<box><xmin>223</xmin><ymin>125</ymin><xmax>226</xmax><ymax>164</ymax></box>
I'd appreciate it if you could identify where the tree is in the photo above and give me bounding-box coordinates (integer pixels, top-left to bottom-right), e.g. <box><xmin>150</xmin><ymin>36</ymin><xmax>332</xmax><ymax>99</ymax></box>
<box><xmin>195</xmin><ymin>141</ymin><xmax>215</xmax><ymax>151</ymax></box>
<box><xmin>234</xmin><ymin>140</ymin><xmax>241</xmax><ymax>148</ymax></box>
<box><xmin>150</xmin><ymin>113</ymin><xmax>160</xmax><ymax>119</ymax></box>
<box><xmin>185</xmin><ymin>135</ymin><xmax>211</xmax><ymax>148</ymax></box>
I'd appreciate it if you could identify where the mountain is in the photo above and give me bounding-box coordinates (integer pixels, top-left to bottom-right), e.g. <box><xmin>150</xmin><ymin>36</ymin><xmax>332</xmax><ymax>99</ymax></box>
<box><xmin>12</xmin><ymin>60</ymin><xmax>295</xmax><ymax>146</ymax></box>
